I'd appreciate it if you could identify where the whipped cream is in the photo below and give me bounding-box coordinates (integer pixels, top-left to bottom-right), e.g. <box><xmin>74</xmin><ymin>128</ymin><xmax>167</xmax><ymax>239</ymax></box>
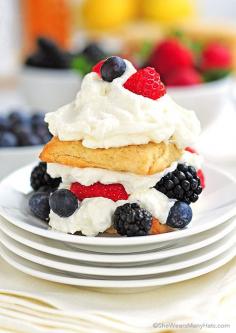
<box><xmin>47</xmin><ymin>151</ymin><xmax>201</xmax><ymax>235</ymax></box>
<box><xmin>45</xmin><ymin>60</ymin><xmax>201</xmax><ymax>149</ymax></box>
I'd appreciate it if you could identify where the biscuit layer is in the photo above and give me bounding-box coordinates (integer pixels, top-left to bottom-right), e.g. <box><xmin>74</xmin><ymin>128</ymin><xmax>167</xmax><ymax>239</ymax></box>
<box><xmin>40</xmin><ymin>137</ymin><xmax>182</xmax><ymax>175</ymax></box>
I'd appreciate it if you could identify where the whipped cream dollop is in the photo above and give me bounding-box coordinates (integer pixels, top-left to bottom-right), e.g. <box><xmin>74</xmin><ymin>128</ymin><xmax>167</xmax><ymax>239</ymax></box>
<box><xmin>48</xmin><ymin>151</ymin><xmax>201</xmax><ymax>236</ymax></box>
<box><xmin>45</xmin><ymin>60</ymin><xmax>201</xmax><ymax>149</ymax></box>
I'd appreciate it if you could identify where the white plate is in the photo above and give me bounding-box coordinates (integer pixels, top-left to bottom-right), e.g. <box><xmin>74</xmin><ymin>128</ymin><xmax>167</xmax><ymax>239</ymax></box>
<box><xmin>1</xmin><ymin>225</ymin><xmax>235</xmax><ymax>277</ymax></box>
<box><xmin>0</xmin><ymin>243</ymin><xmax>235</xmax><ymax>288</ymax></box>
<box><xmin>0</xmin><ymin>164</ymin><xmax>236</xmax><ymax>251</ymax></box>
<box><xmin>0</xmin><ymin>217</ymin><xmax>235</xmax><ymax>266</ymax></box>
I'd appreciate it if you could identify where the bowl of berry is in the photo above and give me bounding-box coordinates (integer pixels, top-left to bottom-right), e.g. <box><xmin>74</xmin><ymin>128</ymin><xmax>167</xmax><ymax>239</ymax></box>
<box><xmin>20</xmin><ymin>38</ymin><xmax>107</xmax><ymax>112</ymax></box>
<box><xmin>0</xmin><ymin>110</ymin><xmax>52</xmax><ymax>179</ymax></box>
<box><xmin>142</xmin><ymin>37</ymin><xmax>233</xmax><ymax>129</ymax></box>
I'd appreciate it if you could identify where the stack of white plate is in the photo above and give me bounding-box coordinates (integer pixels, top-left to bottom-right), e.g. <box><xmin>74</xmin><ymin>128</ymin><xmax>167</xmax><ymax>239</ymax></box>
<box><xmin>0</xmin><ymin>164</ymin><xmax>235</xmax><ymax>289</ymax></box>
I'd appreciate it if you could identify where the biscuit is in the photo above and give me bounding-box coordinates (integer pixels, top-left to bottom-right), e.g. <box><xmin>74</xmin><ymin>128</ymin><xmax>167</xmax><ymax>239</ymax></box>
<box><xmin>40</xmin><ymin>137</ymin><xmax>182</xmax><ymax>175</ymax></box>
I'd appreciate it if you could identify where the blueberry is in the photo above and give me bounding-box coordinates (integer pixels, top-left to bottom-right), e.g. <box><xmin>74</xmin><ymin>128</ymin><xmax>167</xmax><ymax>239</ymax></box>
<box><xmin>81</xmin><ymin>43</ymin><xmax>106</xmax><ymax>63</ymax></box>
<box><xmin>101</xmin><ymin>56</ymin><xmax>126</xmax><ymax>82</ymax></box>
<box><xmin>0</xmin><ymin>115</ymin><xmax>9</xmax><ymax>131</ymax></box>
<box><xmin>31</xmin><ymin>113</ymin><xmax>45</xmax><ymax>127</ymax></box>
<box><xmin>8</xmin><ymin>111</ymin><xmax>30</xmax><ymax>127</ymax></box>
<box><xmin>0</xmin><ymin>132</ymin><xmax>17</xmax><ymax>147</ymax></box>
<box><xmin>29</xmin><ymin>192</ymin><xmax>50</xmax><ymax>221</ymax></box>
<box><xmin>166</xmin><ymin>201</ymin><xmax>192</xmax><ymax>229</ymax></box>
<box><xmin>16</xmin><ymin>128</ymin><xmax>41</xmax><ymax>146</ymax></box>
<box><xmin>49</xmin><ymin>189</ymin><xmax>79</xmax><ymax>218</ymax></box>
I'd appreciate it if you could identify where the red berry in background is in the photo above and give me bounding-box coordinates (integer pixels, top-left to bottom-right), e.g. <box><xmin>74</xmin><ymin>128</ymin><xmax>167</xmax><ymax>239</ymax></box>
<box><xmin>201</xmin><ymin>43</ymin><xmax>232</xmax><ymax>71</ymax></box>
<box><xmin>148</xmin><ymin>39</ymin><xmax>194</xmax><ymax>78</ymax></box>
<box><xmin>70</xmin><ymin>182</ymin><xmax>129</xmax><ymax>202</ymax></box>
<box><xmin>123</xmin><ymin>67</ymin><xmax>166</xmax><ymax>100</ymax></box>
<box><xmin>164</xmin><ymin>67</ymin><xmax>202</xmax><ymax>87</ymax></box>
<box><xmin>185</xmin><ymin>147</ymin><xmax>197</xmax><ymax>154</ymax></box>
<box><xmin>92</xmin><ymin>59</ymin><xmax>106</xmax><ymax>76</ymax></box>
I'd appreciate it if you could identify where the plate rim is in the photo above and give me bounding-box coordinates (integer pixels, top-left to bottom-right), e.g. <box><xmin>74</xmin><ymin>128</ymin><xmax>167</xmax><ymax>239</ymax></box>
<box><xmin>1</xmin><ymin>224</ymin><xmax>235</xmax><ymax>276</ymax></box>
<box><xmin>0</xmin><ymin>217</ymin><xmax>235</xmax><ymax>264</ymax></box>
<box><xmin>0</xmin><ymin>242</ymin><xmax>235</xmax><ymax>288</ymax></box>
<box><xmin>0</xmin><ymin>163</ymin><xmax>236</xmax><ymax>246</ymax></box>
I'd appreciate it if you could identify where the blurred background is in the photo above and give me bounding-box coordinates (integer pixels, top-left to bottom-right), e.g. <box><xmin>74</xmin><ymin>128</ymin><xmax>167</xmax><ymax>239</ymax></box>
<box><xmin>0</xmin><ymin>0</ymin><xmax>236</xmax><ymax>177</ymax></box>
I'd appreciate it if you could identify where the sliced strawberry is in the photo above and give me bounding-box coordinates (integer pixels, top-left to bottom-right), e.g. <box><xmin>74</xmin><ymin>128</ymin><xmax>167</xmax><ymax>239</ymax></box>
<box><xmin>70</xmin><ymin>182</ymin><xmax>129</xmax><ymax>202</ymax></box>
<box><xmin>185</xmin><ymin>147</ymin><xmax>205</xmax><ymax>189</ymax></box>
<box><xmin>92</xmin><ymin>59</ymin><xmax>106</xmax><ymax>76</ymax></box>
<box><xmin>123</xmin><ymin>67</ymin><xmax>166</xmax><ymax>100</ymax></box>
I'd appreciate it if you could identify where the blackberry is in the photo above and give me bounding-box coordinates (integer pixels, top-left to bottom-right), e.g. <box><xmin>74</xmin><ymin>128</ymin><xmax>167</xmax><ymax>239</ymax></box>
<box><xmin>113</xmin><ymin>203</ymin><xmax>152</xmax><ymax>237</ymax></box>
<box><xmin>155</xmin><ymin>164</ymin><xmax>202</xmax><ymax>204</ymax></box>
<box><xmin>81</xmin><ymin>43</ymin><xmax>106</xmax><ymax>64</ymax></box>
<box><xmin>30</xmin><ymin>162</ymin><xmax>61</xmax><ymax>191</ymax></box>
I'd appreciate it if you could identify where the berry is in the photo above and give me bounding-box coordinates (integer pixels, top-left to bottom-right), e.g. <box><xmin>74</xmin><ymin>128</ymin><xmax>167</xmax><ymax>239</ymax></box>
<box><xmin>185</xmin><ymin>147</ymin><xmax>197</xmax><ymax>154</ymax></box>
<box><xmin>16</xmin><ymin>128</ymin><xmax>41</xmax><ymax>146</ymax></box>
<box><xmin>30</xmin><ymin>162</ymin><xmax>61</xmax><ymax>191</ymax></box>
<box><xmin>155</xmin><ymin>164</ymin><xmax>202</xmax><ymax>204</ymax></box>
<box><xmin>81</xmin><ymin>43</ymin><xmax>106</xmax><ymax>64</ymax></box>
<box><xmin>123</xmin><ymin>67</ymin><xmax>166</xmax><ymax>100</ymax></box>
<box><xmin>197</xmin><ymin>169</ymin><xmax>205</xmax><ymax>189</ymax></box>
<box><xmin>0</xmin><ymin>132</ymin><xmax>17</xmax><ymax>147</ymax></box>
<box><xmin>49</xmin><ymin>189</ymin><xmax>79</xmax><ymax>218</ymax></box>
<box><xmin>148</xmin><ymin>39</ymin><xmax>194</xmax><ymax>77</ymax></box>
<box><xmin>113</xmin><ymin>203</ymin><xmax>152</xmax><ymax>237</ymax></box>
<box><xmin>29</xmin><ymin>191</ymin><xmax>50</xmax><ymax>221</ymax></box>
<box><xmin>31</xmin><ymin>113</ymin><xmax>45</xmax><ymax>127</ymax></box>
<box><xmin>70</xmin><ymin>182</ymin><xmax>129</xmax><ymax>202</ymax></box>
<box><xmin>166</xmin><ymin>201</ymin><xmax>192</xmax><ymax>229</ymax></box>
<box><xmin>164</xmin><ymin>67</ymin><xmax>202</xmax><ymax>87</ymax></box>
<box><xmin>201</xmin><ymin>43</ymin><xmax>232</xmax><ymax>71</ymax></box>
<box><xmin>8</xmin><ymin>111</ymin><xmax>30</xmax><ymax>128</ymax></box>
<box><xmin>92</xmin><ymin>59</ymin><xmax>105</xmax><ymax>76</ymax></box>
<box><xmin>0</xmin><ymin>116</ymin><xmax>9</xmax><ymax>131</ymax></box>
<box><xmin>101</xmin><ymin>56</ymin><xmax>126</xmax><ymax>82</ymax></box>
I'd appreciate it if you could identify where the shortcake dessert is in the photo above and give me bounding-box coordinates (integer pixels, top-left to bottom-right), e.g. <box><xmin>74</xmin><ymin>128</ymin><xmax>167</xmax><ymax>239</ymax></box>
<box><xmin>29</xmin><ymin>56</ymin><xmax>204</xmax><ymax>237</ymax></box>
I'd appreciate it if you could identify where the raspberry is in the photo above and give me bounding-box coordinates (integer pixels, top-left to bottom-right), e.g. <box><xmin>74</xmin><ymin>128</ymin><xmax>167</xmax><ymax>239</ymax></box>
<box><xmin>201</xmin><ymin>43</ymin><xmax>232</xmax><ymax>71</ymax></box>
<box><xmin>70</xmin><ymin>182</ymin><xmax>129</xmax><ymax>202</ymax></box>
<box><xmin>185</xmin><ymin>147</ymin><xmax>197</xmax><ymax>154</ymax></box>
<box><xmin>92</xmin><ymin>59</ymin><xmax>105</xmax><ymax>76</ymax></box>
<box><xmin>123</xmin><ymin>67</ymin><xmax>166</xmax><ymax>100</ymax></box>
<box><xmin>164</xmin><ymin>67</ymin><xmax>202</xmax><ymax>87</ymax></box>
<box><xmin>148</xmin><ymin>39</ymin><xmax>194</xmax><ymax>77</ymax></box>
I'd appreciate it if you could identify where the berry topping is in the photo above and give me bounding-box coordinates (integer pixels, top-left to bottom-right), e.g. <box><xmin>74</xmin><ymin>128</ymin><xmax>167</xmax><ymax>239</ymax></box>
<box><xmin>197</xmin><ymin>169</ymin><xmax>205</xmax><ymax>189</ymax></box>
<box><xmin>155</xmin><ymin>164</ymin><xmax>202</xmax><ymax>204</ymax></box>
<box><xmin>164</xmin><ymin>67</ymin><xmax>202</xmax><ymax>87</ymax></box>
<box><xmin>101</xmin><ymin>56</ymin><xmax>126</xmax><ymax>82</ymax></box>
<box><xmin>148</xmin><ymin>39</ymin><xmax>194</xmax><ymax>78</ymax></box>
<box><xmin>166</xmin><ymin>201</ymin><xmax>192</xmax><ymax>229</ymax></box>
<box><xmin>201</xmin><ymin>43</ymin><xmax>232</xmax><ymax>71</ymax></box>
<box><xmin>29</xmin><ymin>191</ymin><xmax>50</xmax><ymax>221</ymax></box>
<box><xmin>82</xmin><ymin>43</ymin><xmax>106</xmax><ymax>64</ymax></box>
<box><xmin>70</xmin><ymin>182</ymin><xmax>129</xmax><ymax>202</ymax></box>
<box><xmin>113</xmin><ymin>203</ymin><xmax>152</xmax><ymax>237</ymax></box>
<box><xmin>49</xmin><ymin>189</ymin><xmax>79</xmax><ymax>218</ymax></box>
<box><xmin>92</xmin><ymin>59</ymin><xmax>105</xmax><ymax>76</ymax></box>
<box><xmin>30</xmin><ymin>162</ymin><xmax>61</xmax><ymax>192</ymax></box>
<box><xmin>123</xmin><ymin>67</ymin><xmax>166</xmax><ymax>100</ymax></box>
<box><xmin>0</xmin><ymin>131</ymin><xmax>18</xmax><ymax>147</ymax></box>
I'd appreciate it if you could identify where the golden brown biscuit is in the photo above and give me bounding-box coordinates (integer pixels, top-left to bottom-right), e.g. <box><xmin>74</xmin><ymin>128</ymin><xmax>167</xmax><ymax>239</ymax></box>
<box><xmin>40</xmin><ymin>137</ymin><xmax>182</xmax><ymax>175</ymax></box>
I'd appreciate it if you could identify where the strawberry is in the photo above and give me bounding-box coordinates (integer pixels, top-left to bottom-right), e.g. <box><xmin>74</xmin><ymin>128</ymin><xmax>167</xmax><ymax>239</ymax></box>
<box><xmin>148</xmin><ymin>39</ymin><xmax>194</xmax><ymax>77</ymax></box>
<box><xmin>164</xmin><ymin>67</ymin><xmax>202</xmax><ymax>87</ymax></box>
<box><xmin>123</xmin><ymin>67</ymin><xmax>166</xmax><ymax>100</ymax></box>
<box><xmin>185</xmin><ymin>147</ymin><xmax>205</xmax><ymax>189</ymax></box>
<box><xmin>201</xmin><ymin>43</ymin><xmax>232</xmax><ymax>71</ymax></box>
<box><xmin>92</xmin><ymin>59</ymin><xmax>105</xmax><ymax>76</ymax></box>
<box><xmin>70</xmin><ymin>182</ymin><xmax>129</xmax><ymax>202</ymax></box>
<box><xmin>197</xmin><ymin>169</ymin><xmax>205</xmax><ymax>189</ymax></box>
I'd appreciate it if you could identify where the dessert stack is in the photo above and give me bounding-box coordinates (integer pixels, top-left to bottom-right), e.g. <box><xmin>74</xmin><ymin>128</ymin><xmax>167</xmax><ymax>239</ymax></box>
<box><xmin>30</xmin><ymin>56</ymin><xmax>204</xmax><ymax>237</ymax></box>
